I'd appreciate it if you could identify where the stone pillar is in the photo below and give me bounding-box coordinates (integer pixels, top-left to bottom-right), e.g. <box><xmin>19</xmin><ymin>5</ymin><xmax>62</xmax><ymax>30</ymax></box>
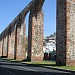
<box><xmin>2</xmin><ymin>36</ymin><xmax>7</xmax><ymax>57</ymax></box>
<box><xmin>0</xmin><ymin>36</ymin><xmax>1</xmax><ymax>56</ymax></box>
<box><xmin>0</xmin><ymin>36</ymin><xmax>2</xmax><ymax>57</ymax></box>
<box><xmin>2</xmin><ymin>37</ymin><xmax>4</xmax><ymax>57</ymax></box>
<box><xmin>56</xmin><ymin>0</ymin><xmax>75</xmax><ymax>66</ymax></box>
<box><xmin>28</xmin><ymin>9</ymin><xmax>44</xmax><ymax>61</ymax></box>
<box><xmin>8</xmin><ymin>26</ymin><xmax>16</xmax><ymax>59</ymax></box>
<box><xmin>8</xmin><ymin>29</ymin><xmax>12</xmax><ymax>59</ymax></box>
<box><xmin>16</xmin><ymin>21</ymin><xmax>26</xmax><ymax>60</ymax></box>
<box><xmin>66</xmin><ymin>0</ymin><xmax>75</xmax><ymax>66</ymax></box>
<box><xmin>7</xmin><ymin>34</ymin><xmax>9</xmax><ymax>58</ymax></box>
<box><xmin>56</xmin><ymin>0</ymin><xmax>67</xmax><ymax>66</ymax></box>
<box><xmin>6</xmin><ymin>36</ymin><xmax>8</xmax><ymax>57</ymax></box>
<box><xmin>0</xmin><ymin>41</ymin><xmax>2</xmax><ymax>57</ymax></box>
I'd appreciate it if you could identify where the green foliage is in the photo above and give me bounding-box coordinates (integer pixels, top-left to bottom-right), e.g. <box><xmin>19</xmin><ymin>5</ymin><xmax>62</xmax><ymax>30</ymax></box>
<box><xmin>22</xmin><ymin>61</ymin><xmax>56</xmax><ymax>65</ymax></box>
<box><xmin>25</xmin><ymin>43</ymin><xmax>28</xmax><ymax>51</ymax></box>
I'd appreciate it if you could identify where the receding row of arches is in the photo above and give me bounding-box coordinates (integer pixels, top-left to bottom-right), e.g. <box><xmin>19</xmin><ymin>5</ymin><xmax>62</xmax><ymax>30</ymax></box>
<box><xmin>0</xmin><ymin>0</ymin><xmax>44</xmax><ymax>61</ymax></box>
<box><xmin>0</xmin><ymin>0</ymin><xmax>75</xmax><ymax>66</ymax></box>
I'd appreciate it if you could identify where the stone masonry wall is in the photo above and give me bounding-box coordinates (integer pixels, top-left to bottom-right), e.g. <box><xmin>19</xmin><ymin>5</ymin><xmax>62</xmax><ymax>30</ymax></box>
<box><xmin>57</xmin><ymin>0</ymin><xmax>75</xmax><ymax>66</ymax></box>
<box><xmin>66</xmin><ymin>0</ymin><xmax>75</xmax><ymax>66</ymax></box>
<box><xmin>0</xmin><ymin>36</ymin><xmax>2</xmax><ymax>56</ymax></box>
<box><xmin>2</xmin><ymin>35</ymin><xmax>7</xmax><ymax>57</ymax></box>
<box><xmin>16</xmin><ymin>21</ymin><xmax>26</xmax><ymax>60</ymax></box>
<box><xmin>56</xmin><ymin>0</ymin><xmax>66</xmax><ymax>65</ymax></box>
<box><xmin>28</xmin><ymin>10</ymin><xmax>44</xmax><ymax>62</ymax></box>
<box><xmin>8</xmin><ymin>26</ymin><xmax>15</xmax><ymax>59</ymax></box>
<box><xmin>28</xmin><ymin>0</ymin><xmax>44</xmax><ymax>62</ymax></box>
<box><xmin>0</xmin><ymin>0</ymin><xmax>44</xmax><ymax>61</ymax></box>
<box><xmin>4</xmin><ymin>36</ymin><xmax>7</xmax><ymax>57</ymax></box>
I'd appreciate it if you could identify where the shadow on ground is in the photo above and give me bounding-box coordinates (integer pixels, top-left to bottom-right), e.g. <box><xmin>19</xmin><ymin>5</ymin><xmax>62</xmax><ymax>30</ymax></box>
<box><xmin>0</xmin><ymin>59</ymin><xmax>75</xmax><ymax>75</ymax></box>
<box><xmin>0</xmin><ymin>67</ymin><xmax>73</xmax><ymax>75</ymax></box>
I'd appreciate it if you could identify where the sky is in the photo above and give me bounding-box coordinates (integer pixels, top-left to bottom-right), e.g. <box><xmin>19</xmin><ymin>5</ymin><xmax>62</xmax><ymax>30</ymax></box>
<box><xmin>0</xmin><ymin>0</ymin><xmax>56</xmax><ymax>37</ymax></box>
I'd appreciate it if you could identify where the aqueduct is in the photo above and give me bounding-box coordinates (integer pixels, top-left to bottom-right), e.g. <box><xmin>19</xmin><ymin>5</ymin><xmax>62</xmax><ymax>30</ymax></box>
<box><xmin>0</xmin><ymin>0</ymin><xmax>75</xmax><ymax>66</ymax></box>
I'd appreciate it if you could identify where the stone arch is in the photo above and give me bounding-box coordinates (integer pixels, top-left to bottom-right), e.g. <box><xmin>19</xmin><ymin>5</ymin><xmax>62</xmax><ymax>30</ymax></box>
<box><xmin>1</xmin><ymin>0</ymin><xmax>75</xmax><ymax>66</ymax></box>
<box><xmin>0</xmin><ymin>0</ymin><xmax>44</xmax><ymax>61</ymax></box>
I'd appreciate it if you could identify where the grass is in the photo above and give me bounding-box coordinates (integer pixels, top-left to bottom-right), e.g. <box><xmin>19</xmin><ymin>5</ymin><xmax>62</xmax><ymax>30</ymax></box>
<box><xmin>2</xmin><ymin>58</ymin><xmax>22</xmax><ymax>62</ymax></box>
<box><xmin>22</xmin><ymin>60</ymin><xmax>56</xmax><ymax>65</ymax></box>
<box><xmin>54</xmin><ymin>66</ymin><xmax>75</xmax><ymax>71</ymax></box>
<box><xmin>2</xmin><ymin>58</ymin><xmax>15</xmax><ymax>60</ymax></box>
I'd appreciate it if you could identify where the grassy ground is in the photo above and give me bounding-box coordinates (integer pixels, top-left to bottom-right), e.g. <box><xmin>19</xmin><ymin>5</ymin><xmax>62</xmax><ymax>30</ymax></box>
<box><xmin>22</xmin><ymin>61</ymin><xmax>56</xmax><ymax>65</ymax></box>
<box><xmin>54</xmin><ymin>66</ymin><xmax>75</xmax><ymax>71</ymax></box>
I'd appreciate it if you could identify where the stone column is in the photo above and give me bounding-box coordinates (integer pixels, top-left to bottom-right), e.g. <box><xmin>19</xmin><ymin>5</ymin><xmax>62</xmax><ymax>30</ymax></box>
<box><xmin>0</xmin><ymin>37</ymin><xmax>2</xmax><ymax>57</ymax></box>
<box><xmin>66</xmin><ymin>0</ymin><xmax>75</xmax><ymax>66</ymax></box>
<box><xmin>8</xmin><ymin>30</ymin><xmax>12</xmax><ymax>59</ymax></box>
<box><xmin>0</xmin><ymin>40</ymin><xmax>2</xmax><ymax>57</ymax></box>
<box><xmin>56</xmin><ymin>0</ymin><xmax>75</xmax><ymax>66</ymax></box>
<box><xmin>16</xmin><ymin>21</ymin><xmax>26</xmax><ymax>60</ymax></box>
<box><xmin>56</xmin><ymin>0</ymin><xmax>67</xmax><ymax>66</ymax></box>
<box><xmin>8</xmin><ymin>26</ymin><xmax>16</xmax><ymax>59</ymax></box>
<box><xmin>6</xmin><ymin>35</ymin><xmax>9</xmax><ymax>57</ymax></box>
<box><xmin>2</xmin><ymin>37</ymin><xmax>4</xmax><ymax>57</ymax></box>
<box><xmin>28</xmin><ymin>9</ymin><xmax>44</xmax><ymax>61</ymax></box>
<box><xmin>2</xmin><ymin>35</ymin><xmax>7</xmax><ymax>57</ymax></box>
<box><xmin>6</xmin><ymin>36</ymin><xmax>8</xmax><ymax>57</ymax></box>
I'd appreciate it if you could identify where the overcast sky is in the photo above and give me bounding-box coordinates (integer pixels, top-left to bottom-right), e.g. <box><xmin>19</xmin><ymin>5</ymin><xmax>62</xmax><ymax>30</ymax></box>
<box><xmin>0</xmin><ymin>0</ymin><xmax>56</xmax><ymax>37</ymax></box>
